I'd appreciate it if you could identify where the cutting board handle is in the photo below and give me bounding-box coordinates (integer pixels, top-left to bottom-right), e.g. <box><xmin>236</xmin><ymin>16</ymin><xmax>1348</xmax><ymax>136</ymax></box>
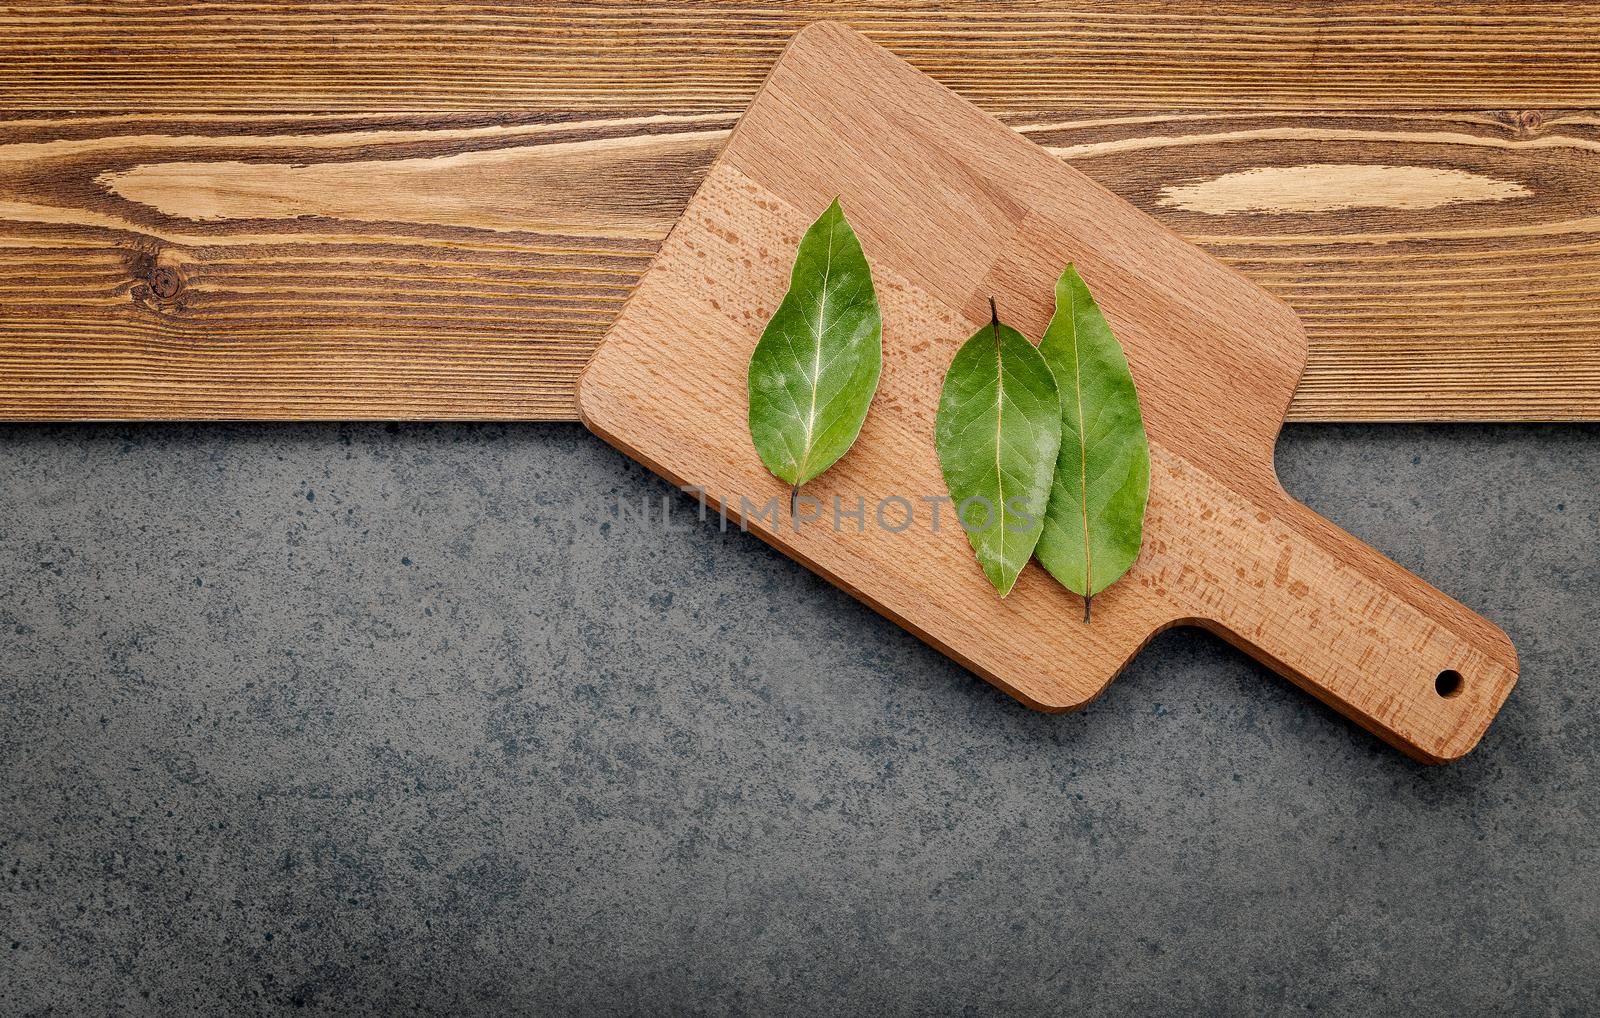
<box><xmin>1176</xmin><ymin>468</ymin><xmax>1518</xmax><ymax>763</ymax></box>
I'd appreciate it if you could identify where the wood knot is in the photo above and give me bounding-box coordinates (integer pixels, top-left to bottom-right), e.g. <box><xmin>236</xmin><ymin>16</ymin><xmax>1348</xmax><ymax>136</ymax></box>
<box><xmin>125</xmin><ymin>245</ymin><xmax>193</xmax><ymax>312</ymax></box>
<box><xmin>149</xmin><ymin>266</ymin><xmax>182</xmax><ymax>299</ymax></box>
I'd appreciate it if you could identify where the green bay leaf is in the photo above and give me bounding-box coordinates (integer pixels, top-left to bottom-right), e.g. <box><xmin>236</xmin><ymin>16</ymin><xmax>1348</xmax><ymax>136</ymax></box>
<box><xmin>1035</xmin><ymin>265</ymin><xmax>1151</xmax><ymax>619</ymax></box>
<box><xmin>935</xmin><ymin>303</ymin><xmax>1063</xmax><ymax>597</ymax></box>
<box><xmin>746</xmin><ymin>199</ymin><xmax>883</xmax><ymax>489</ymax></box>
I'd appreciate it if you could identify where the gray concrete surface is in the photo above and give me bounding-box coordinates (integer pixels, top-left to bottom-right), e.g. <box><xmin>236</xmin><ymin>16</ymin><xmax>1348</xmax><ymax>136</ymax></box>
<box><xmin>0</xmin><ymin>421</ymin><xmax>1595</xmax><ymax>1016</ymax></box>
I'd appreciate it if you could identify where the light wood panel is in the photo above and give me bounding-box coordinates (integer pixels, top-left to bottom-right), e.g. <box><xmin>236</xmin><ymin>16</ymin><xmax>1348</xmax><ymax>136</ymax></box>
<box><xmin>2</xmin><ymin>105</ymin><xmax>1597</xmax><ymax>420</ymax></box>
<box><xmin>579</xmin><ymin>24</ymin><xmax>1517</xmax><ymax>762</ymax></box>
<box><xmin>2</xmin><ymin>2</ymin><xmax>1598</xmax><ymax>111</ymax></box>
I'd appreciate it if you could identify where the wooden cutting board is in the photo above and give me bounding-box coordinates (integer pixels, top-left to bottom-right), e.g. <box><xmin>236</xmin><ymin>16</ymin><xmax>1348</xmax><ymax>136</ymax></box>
<box><xmin>578</xmin><ymin>22</ymin><xmax>1519</xmax><ymax>762</ymax></box>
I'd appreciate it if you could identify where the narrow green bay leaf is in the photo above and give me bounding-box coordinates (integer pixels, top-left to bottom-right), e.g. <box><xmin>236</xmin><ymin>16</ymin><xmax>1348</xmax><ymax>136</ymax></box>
<box><xmin>746</xmin><ymin>199</ymin><xmax>883</xmax><ymax>489</ymax></box>
<box><xmin>1035</xmin><ymin>265</ymin><xmax>1151</xmax><ymax>618</ymax></box>
<box><xmin>935</xmin><ymin>306</ymin><xmax>1063</xmax><ymax>597</ymax></box>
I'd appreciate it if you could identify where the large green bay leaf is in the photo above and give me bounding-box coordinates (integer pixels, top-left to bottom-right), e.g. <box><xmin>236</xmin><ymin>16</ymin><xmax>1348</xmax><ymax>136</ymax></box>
<box><xmin>746</xmin><ymin>199</ymin><xmax>883</xmax><ymax>488</ymax></box>
<box><xmin>935</xmin><ymin>305</ymin><xmax>1063</xmax><ymax>597</ymax></box>
<box><xmin>1035</xmin><ymin>265</ymin><xmax>1151</xmax><ymax>619</ymax></box>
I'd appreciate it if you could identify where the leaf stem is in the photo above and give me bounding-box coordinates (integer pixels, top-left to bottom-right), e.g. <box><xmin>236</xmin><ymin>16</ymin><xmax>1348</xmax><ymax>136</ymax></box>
<box><xmin>989</xmin><ymin>296</ymin><xmax>1000</xmax><ymax>349</ymax></box>
<box><xmin>790</xmin><ymin>483</ymin><xmax>801</xmax><ymax>524</ymax></box>
<box><xmin>1084</xmin><ymin>592</ymin><xmax>1092</xmax><ymax>623</ymax></box>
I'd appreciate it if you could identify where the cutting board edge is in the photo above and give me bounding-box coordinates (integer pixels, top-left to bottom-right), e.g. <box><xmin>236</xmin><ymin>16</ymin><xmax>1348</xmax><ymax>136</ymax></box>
<box><xmin>573</xmin><ymin>23</ymin><xmax>819</xmax><ymax>425</ymax></box>
<box><xmin>578</xmin><ymin>386</ymin><xmax>1179</xmax><ymax>714</ymax></box>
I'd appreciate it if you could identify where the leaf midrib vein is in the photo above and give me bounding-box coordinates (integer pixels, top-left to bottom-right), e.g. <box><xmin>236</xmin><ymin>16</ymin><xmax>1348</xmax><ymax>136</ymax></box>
<box><xmin>993</xmin><ymin>329</ymin><xmax>1009</xmax><ymax>570</ymax></box>
<box><xmin>1071</xmin><ymin>303</ymin><xmax>1092</xmax><ymax>596</ymax></box>
<box><xmin>796</xmin><ymin>213</ymin><xmax>837</xmax><ymax>483</ymax></box>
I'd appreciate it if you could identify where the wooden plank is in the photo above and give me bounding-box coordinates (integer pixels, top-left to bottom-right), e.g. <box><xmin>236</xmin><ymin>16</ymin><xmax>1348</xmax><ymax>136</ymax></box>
<box><xmin>577</xmin><ymin>23</ymin><xmax>1516</xmax><ymax>761</ymax></box>
<box><xmin>2</xmin><ymin>2</ymin><xmax>1598</xmax><ymax>111</ymax></box>
<box><xmin>2</xmin><ymin>107</ymin><xmax>1596</xmax><ymax>420</ymax></box>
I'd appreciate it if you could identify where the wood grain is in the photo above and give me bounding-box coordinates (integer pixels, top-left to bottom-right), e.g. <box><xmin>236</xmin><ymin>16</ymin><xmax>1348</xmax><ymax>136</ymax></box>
<box><xmin>578</xmin><ymin>24</ymin><xmax>1517</xmax><ymax>762</ymax></box>
<box><xmin>3</xmin><ymin>104</ymin><xmax>1598</xmax><ymax>420</ymax></box>
<box><xmin>3</xmin><ymin>2</ymin><xmax>1598</xmax><ymax>111</ymax></box>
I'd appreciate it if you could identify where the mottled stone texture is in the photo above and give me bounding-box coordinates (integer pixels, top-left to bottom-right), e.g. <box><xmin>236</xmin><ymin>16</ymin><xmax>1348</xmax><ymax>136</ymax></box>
<box><xmin>0</xmin><ymin>422</ymin><xmax>1595</xmax><ymax>1016</ymax></box>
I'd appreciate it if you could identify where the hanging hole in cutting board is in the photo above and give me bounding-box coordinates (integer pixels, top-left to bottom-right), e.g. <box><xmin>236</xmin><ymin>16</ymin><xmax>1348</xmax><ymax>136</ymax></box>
<box><xmin>1435</xmin><ymin>669</ymin><xmax>1464</xmax><ymax>699</ymax></box>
